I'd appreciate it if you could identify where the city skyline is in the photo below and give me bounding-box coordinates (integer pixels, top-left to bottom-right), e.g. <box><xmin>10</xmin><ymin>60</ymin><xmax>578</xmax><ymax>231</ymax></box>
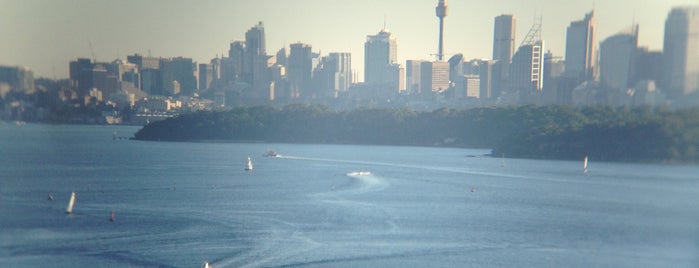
<box><xmin>1</xmin><ymin>0</ymin><xmax>695</xmax><ymax>79</ymax></box>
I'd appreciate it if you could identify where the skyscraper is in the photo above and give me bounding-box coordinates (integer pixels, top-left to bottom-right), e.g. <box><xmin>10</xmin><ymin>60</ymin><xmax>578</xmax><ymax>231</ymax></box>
<box><xmin>493</xmin><ymin>15</ymin><xmax>516</xmax><ymax>64</ymax></box>
<box><xmin>226</xmin><ymin>41</ymin><xmax>245</xmax><ymax>83</ymax></box>
<box><xmin>288</xmin><ymin>43</ymin><xmax>313</xmax><ymax>99</ymax></box>
<box><xmin>662</xmin><ymin>6</ymin><xmax>699</xmax><ymax>99</ymax></box>
<box><xmin>420</xmin><ymin>61</ymin><xmax>450</xmax><ymax>94</ymax></box>
<box><xmin>510</xmin><ymin>41</ymin><xmax>545</xmax><ymax>98</ymax></box>
<box><xmin>492</xmin><ymin>14</ymin><xmax>516</xmax><ymax>99</ymax></box>
<box><xmin>244</xmin><ymin>22</ymin><xmax>266</xmax><ymax>85</ymax></box>
<box><xmin>364</xmin><ymin>29</ymin><xmax>398</xmax><ymax>85</ymax></box>
<box><xmin>160</xmin><ymin>57</ymin><xmax>196</xmax><ymax>96</ymax></box>
<box><xmin>198</xmin><ymin>63</ymin><xmax>214</xmax><ymax>90</ymax></box>
<box><xmin>599</xmin><ymin>25</ymin><xmax>638</xmax><ymax>91</ymax></box>
<box><xmin>405</xmin><ymin>60</ymin><xmax>427</xmax><ymax>95</ymax></box>
<box><xmin>509</xmin><ymin>18</ymin><xmax>544</xmax><ymax>103</ymax></box>
<box><xmin>564</xmin><ymin>11</ymin><xmax>596</xmax><ymax>84</ymax></box>
<box><xmin>328</xmin><ymin>52</ymin><xmax>352</xmax><ymax>92</ymax></box>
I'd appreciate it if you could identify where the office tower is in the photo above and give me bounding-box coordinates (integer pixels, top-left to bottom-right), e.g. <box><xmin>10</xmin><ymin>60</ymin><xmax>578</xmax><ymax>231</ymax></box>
<box><xmin>599</xmin><ymin>25</ymin><xmax>638</xmax><ymax>90</ymax></box>
<box><xmin>328</xmin><ymin>52</ymin><xmax>352</xmax><ymax>92</ymax></box>
<box><xmin>493</xmin><ymin>15</ymin><xmax>516</xmax><ymax>64</ymax></box>
<box><xmin>564</xmin><ymin>10</ymin><xmax>596</xmax><ymax>84</ymax></box>
<box><xmin>435</xmin><ymin>0</ymin><xmax>448</xmax><ymax>61</ymax></box>
<box><xmin>160</xmin><ymin>57</ymin><xmax>196</xmax><ymax>96</ymax></box>
<box><xmin>243</xmin><ymin>22</ymin><xmax>266</xmax><ymax>84</ymax></box>
<box><xmin>209</xmin><ymin>57</ymin><xmax>222</xmax><ymax>82</ymax></box>
<box><xmin>127</xmin><ymin>54</ymin><xmax>160</xmax><ymax>92</ymax></box>
<box><xmin>510</xmin><ymin>41</ymin><xmax>545</xmax><ymax>96</ymax></box>
<box><xmin>0</xmin><ymin>66</ymin><xmax>34</xmax><ymax>93</ymax></box>
<box><xmin>69</xmin><ymin>58</ymin><xmax>116</xmax><ymax>97</ymax></box>
<box><xmin>492</xmin><ymin>14</ymin><xmax>516</xmax><ymax>99</ymax></box>
<box><xmin>420</xmin><ymin>61</ymin><xmax>450</xmax><ymax>94</ymax></box>
<box><xmin>199</xmin><ymin>63</ymin><xmax>214</xmax><ymax>90</ymax></box>
<box><xmin>276</xmin><ymin>47</ymin><xmax>288</xmax><ymax>67</ymax></box>
<box><xmin>509</xmin><ymin>17</ymin><xmax>544</xmax><ymax>103</ymax></box>
<box><xmin>635</xmin><ymin>47</ymin><xmax>663</xmax><ymax>83</ymax></box>
<box><xmin>662</xmin><ymin>6</ymin><xmax>699</xmax><ymax>99</ymax></box>
<box><xmin>313</xmin><ymin>52</ymin><xmax>352</xmax><ymax>98</ymax></box>
<box><xmin>543</xmin><ymin>51</ymin><xmax>564</xmax><ymax>103</ymax></box>
<box><xmin>406</xmin><ymin>60</ymin><xmax>427</xmax><ymax>94</ymax></box>
<box><xmin>127</xmin><ymin>54</ymin><xmax>161</xmax><ymax>70</ymax></box>
<box><xmin>479</xmin><ymin>60</ymin><xmax>495</xmax><ymax>99</ymax></box>
<box><xmin>288</xmin><ymin>43</ymin><xmax>313</xmax><ymax>99</ymax></box>
<box><xmin>364</xmin><ymin>28</ymin><xmax>398</xmax><ymax>84</ymax></box>
<box><xmin>226</xmin><ymin>41</ymin><xmax>245</xmax><ymax>83</ymax></box>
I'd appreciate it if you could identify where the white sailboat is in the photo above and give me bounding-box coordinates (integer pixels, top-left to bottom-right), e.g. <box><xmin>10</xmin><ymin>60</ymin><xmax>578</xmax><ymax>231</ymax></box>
<box><xmin>245</xmin><ymin>156</ymin><xmax>253</xmax><ymax>171</ymax></box>
<box><xmin>583</xmin><ymin>155</ymin><xmax>589</xmax><ymax>174</ymax></box>
<box><xmin>66</xmin><ymin>192</ymin><xmax>76</xmax><ymax>214</ymax></box>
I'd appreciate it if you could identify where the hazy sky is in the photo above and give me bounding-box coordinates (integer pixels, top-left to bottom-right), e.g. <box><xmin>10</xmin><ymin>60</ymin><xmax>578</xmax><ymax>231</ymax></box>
<box><xmin>1</xmin><ymin>0</ymin><xmax>695</xmax><ymax>80</ymax></box>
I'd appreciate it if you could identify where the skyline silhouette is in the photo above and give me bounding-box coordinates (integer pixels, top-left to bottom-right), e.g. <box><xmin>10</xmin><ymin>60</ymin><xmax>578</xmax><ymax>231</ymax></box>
<box><xmin>0</xmin><ymin>0</ymin><xmax>695</xmax><ymax>79</ymax></box>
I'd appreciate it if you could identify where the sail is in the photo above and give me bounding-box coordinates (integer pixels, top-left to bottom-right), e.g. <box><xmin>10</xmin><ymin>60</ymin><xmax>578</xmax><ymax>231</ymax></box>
<box><xmin>583</xmin><ymin>156</ymin><xmax>588</xmax><ymax>174</ymax></box>
<box><xmin>245</xmin><ymin>157</ymin><xmax>253</xmax><ymax>171</ymax></box>
<box><xmin>66</xmin><ymin>192</ymin><xmax>76</xmax><ymax>214</ymax></box>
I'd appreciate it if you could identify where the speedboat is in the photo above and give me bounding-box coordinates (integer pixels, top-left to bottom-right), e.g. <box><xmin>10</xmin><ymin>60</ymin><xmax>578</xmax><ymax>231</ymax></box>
<box><xmin>263</xmin><ymin>150</ymin><xmax>279</xmax><ymax>157</ymax></box>
<box><xmin>346</xmin><ymin>171</ymin><xmax>371</xmax><ymax>176</ymax></box>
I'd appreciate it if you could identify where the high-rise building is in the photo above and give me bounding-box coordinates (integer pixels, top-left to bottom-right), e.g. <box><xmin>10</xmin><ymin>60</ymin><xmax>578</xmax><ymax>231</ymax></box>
<box><xmin>0</xmin><ymin>66</ymin><xmax>34</xmax><ymax>93</ymax></box>
<box><xmin>405</xmin><ymin>60</ymin><xmax>427</xmax><ymax>95</ymax></box>
<box><xmin>328</xmin><ymin>52</ymin><xmax>352</xmax><ymax>92</ymax></box>
<box><xmin>662</xmin><ymin>6</ymin><xmax>699</xmax><ymax>99</ymax></box>
<box><xmin>493</xmin><ymin>15</ymin><xmax>516</xmax><ymax>64</ymax></box>
<box><xmin>364</xmin><ymin>29</ymin><xmax>398</xmax><ymax>85</ymax></box>
<box><xmin>160</xmin><ymin>57</ymin><xmax>196</xmax><ymax>96</ymax></box>
<box><xmin>276</xmin><ymin>47</ymin><xmax>288</xmax><ymax>67</ymax></box>
<box><xmin>564</xmin><ymin>10</ymin><xmax>596</xmax><ymax>84</ymax></box>
<box><xmin>225</xmin><ymin>41</ymin><xmax>245</xmax><ymax>84</ymax></box>
<box><xmin>599</xmin><ymin>25</ymin><xmax>638</xmax><ymax>90</ymax></box>
<box><xmin>492</xmin><ymin>14</ymin><xmax>516</xmax><ymax>99</ymax></box>
<box><xmin>127</xmin><ymin>54</ymin><xmax>160</xmax><ymax>70</ymax></box>
<box><xmin>479</xmin><ymin>60</ymin><xmax>495</xmax><ymax>99</ymax></box>
<box><xmin>288</xmin><ymin>43</ymin><xmax>313</xmax><ymax>99</ymax></box>
<box><xmin>199</xmin><ymin>63</ymin><xmax>214</xmax><ymax>90</ymax></box>
<box><xmin>510</xmin><ymin>41</ymin><xmax>545</xmax><ymax>101</ymax></box>
<box><xmin>420</xmin><ymin>61</ymin><xmax>450</xmax><ymax>94</ymax></box>
<box><xmin>636</xmin><ymin>47</ymin><xmax>663</xmax><ymax>83</ymax></box>
<box><xmin>244</xmin><ymin>22</ymin><xmax>266</xmax><ymax>85</ymax></box>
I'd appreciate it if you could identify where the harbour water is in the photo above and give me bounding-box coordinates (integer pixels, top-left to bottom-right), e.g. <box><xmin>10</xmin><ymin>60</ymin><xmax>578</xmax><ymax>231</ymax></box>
<box><xmin>1</xmin><ymin>123</ymin><xmax>698</xmax><ymax>267</ymax></box>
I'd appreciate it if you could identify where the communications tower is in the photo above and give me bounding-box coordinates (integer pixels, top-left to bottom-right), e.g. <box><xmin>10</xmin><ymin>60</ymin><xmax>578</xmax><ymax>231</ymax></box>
<box><xmin>436</xmin><ymin>0</ymin><xmax>448</xmax><ymax>61</ymax></box>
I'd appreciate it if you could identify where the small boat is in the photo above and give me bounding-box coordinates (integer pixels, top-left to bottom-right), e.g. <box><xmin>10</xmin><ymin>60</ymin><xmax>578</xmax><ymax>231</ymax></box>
<box><xmin>66</xmin><ymin>192</ymin><xmax>76</xmax><ymax>214</ymax></box>
<box><xmin>245</xmin><ymin>156</ymin><xmax>253</xmax><ymax>171</ymax></box>
<box><xmin>202</xmin><ymin>261</ymin><xmax>212</xmax><ymax>268</ymax></box>
<box><xmin>346</xmin><ymin>171</ymin><xmax>371</xmax><ymax>176</ymax></box>
<box><xmin>109</xmin><ymin>210</ymin><xmax>115</xmax><ymax>222</ymax></box>
<box><xmin>47</xmin><ymin>194</ymin><xmax>54</xmax><ymax>201</ymax></box>
<box><xmin>583</xmin><ymin>155</ymin><xmax>589</xmax><ymax>174</ymax></box>
<box><xmin>263</xmin><ymin>150</ymin><xmax>279</xmax><ymax>157</ymax></box>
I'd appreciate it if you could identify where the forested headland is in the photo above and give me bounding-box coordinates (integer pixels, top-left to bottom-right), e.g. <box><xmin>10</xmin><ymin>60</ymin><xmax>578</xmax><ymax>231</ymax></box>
<box><xmin>133</xmin><ymin>105</ymin><xmax>699</xmax><ymax>163</ymax></box>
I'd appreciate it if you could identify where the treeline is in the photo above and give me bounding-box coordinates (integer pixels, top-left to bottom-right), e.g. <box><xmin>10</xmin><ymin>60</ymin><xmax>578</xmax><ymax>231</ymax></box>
<box><xmin>133</xmin><ymin>104</ymin><xmax>699</xmax><ymax>163</ymax></box>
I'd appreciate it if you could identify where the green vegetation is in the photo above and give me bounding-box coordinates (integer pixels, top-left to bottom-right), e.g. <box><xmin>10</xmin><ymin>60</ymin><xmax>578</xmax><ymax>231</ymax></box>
<box><xmin>133</xmin><ymin>104</ymin><xmax>699</xmax><ymax>163</ymax></box>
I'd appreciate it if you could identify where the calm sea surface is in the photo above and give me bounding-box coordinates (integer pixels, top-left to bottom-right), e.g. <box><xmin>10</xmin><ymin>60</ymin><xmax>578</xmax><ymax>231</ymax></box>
<box><xmin>1</xmin><ymin>123</ymin><xmax>698</xmax><ymax>267</ymax></box>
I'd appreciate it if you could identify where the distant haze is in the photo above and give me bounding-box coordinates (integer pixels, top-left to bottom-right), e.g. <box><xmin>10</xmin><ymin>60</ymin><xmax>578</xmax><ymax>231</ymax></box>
<box><xmin>0</xmin><ymin>0</ymin><xmax>692</xmax><ymax>79</ymax></box>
